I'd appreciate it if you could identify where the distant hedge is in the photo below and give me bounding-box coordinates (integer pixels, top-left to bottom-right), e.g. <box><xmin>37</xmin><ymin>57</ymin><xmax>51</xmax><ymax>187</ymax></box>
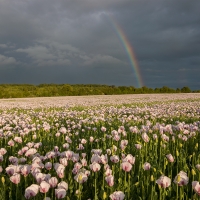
<box><xmin>0</xmin><ymin>84</ymin><xmax>197</xmax><ymax>98</ymax></box>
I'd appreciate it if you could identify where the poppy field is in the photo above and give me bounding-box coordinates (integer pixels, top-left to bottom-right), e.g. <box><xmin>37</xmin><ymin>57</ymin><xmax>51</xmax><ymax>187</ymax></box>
<box><xmin>0</xmin><ymin>94</ymin><xmax>200</xmax><ymax>200</ymax></box>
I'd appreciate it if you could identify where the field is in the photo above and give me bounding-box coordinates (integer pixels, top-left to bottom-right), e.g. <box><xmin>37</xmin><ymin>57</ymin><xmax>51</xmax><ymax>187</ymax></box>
<box><xmin>0</xmin><ymin>94</ymin><xmax>200</xmax><ymax>200</ymax></box>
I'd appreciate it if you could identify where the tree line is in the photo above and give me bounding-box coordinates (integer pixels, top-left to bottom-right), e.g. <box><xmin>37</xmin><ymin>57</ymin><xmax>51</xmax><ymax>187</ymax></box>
<box><xmin>0</xmin><ymin>84</ymin><xmax>198</xmax><ymax>98</ymax></box>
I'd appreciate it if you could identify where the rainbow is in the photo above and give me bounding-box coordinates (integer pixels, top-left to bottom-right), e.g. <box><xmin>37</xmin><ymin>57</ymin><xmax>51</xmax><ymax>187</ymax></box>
<box><xmin>110</xmin><ymin>18</ymin><xmax>144</xmax><ymax>88</ymax></box>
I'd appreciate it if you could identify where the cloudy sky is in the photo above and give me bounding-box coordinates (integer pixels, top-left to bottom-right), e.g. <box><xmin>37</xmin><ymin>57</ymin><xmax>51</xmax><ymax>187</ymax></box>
<box><xmin>0</xmin><ymin>0</ymin><xmax>200</xmax><ymax>89</ymax></box>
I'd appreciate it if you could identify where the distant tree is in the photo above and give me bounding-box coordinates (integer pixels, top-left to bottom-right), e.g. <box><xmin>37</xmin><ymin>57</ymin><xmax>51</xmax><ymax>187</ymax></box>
<box><xmin>181</xmin><ymin>86</ymin><xmax>191</xmax><ymax>93</ymax></box>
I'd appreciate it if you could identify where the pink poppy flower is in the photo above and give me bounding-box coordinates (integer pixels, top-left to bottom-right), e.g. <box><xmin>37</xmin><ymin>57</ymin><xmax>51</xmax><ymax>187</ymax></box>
<box><xmin>121</xmin><ymin>162</ymin><xmax>132</xmax><ymax>172</ymax></box>
<box><xmin>91</xmin><ymin>154</ymin><xmax>101</xmax><ymax>163</ymax></box>
<box><xmin>81</xmin><ymin>158</ymin><xmax>87</xmax><ymax>166</ymax></box>
<box><xmin>196</xmin><ymin>164</ymin><xmax>200</xmax><ymax>171</ymax></box>
<box><xmin>113</xmin><ymin>134</ymin><xmax>120</xmax><ymax>141</ymax></box>
<box><xmin>105</xmin><ymin>168</ymin><xmax>112</xmax><ymax>176</ymax></box>
<box><xmin>110</xmin><ymin>191</ymin><xmax>125</xmax><ymax>200</ymax></box>
<box><xmin>8</xmin><ymin>139</ymin><xmax>15</xmax><ymax>146</ymax></box>
<box><xmin>65</xmin><ymin>150</ymin><xmax>74</xmax><ymax>159</ymax></box>
<box><xmin>74</xmin><ymin>162</ymin><xmax>82</xmax><ymax>170</ymax></box>
<box><xmin>143</xmin><ymin>162</ymin><xmax>151</xmax><ymax>170</ymax></box>
<box><xmin>55</xmin><ymin>188</ymin><xmax>66</xmax><ymax>199</ymax></box>
<box><xmin>174</xmin><ymin>171</ymin><xmax>189</xmax><ymax>186</ymax></box>
<box><xmin>6</xmin><ymin>165</ymin><xmax>18</xmax><ymax>176</ymax></box>
<box><xmin>0</xmin><ymin>155</ymin><xmax>3</xmax><ymax>162</ymax></box>
<box><xmin>54</xmin><ymin>146</ymin><xmax>59</xmax><ymax>152</ymax></box>
<box><xmin>0</xmin><ymin>148</ymin><xmax>7</xmax><ymax>155</ymax></box>
<box><xmin>56</xmin><ymin>168</ymin><xmax>65</xmax><ymax>178</ymax></box>
<box><xmin>153</xmin><ymin>134</ymin><xmax>158</xmax><ymax>140</ymax></box>
<box><xmin>81</xmin><ymin>153</ymin><xmax>86</xmax><ymax>158</ymax></box>
<box><xmin>81</xmin><ymin>139</ymin><xmax>87</xmax><ymax>144</ymax></box>
<box><xmin>0</xmin><ymin>166</ymin><xmax>3</xmax><ymax>172</ymax></box>
<box><xmin>24</xmin><ymin>184</ymin><xmax>39</xmax><ymax>199</ymax></box>
<box><xmin>35</xmin><ymin>173</ymin><xmax>46</xmax><ymax>184</ymax></box>
<box><xmin>46</xmin><ymin>151</ymin><xmax>56</xmax><ymax>159</ymax></box>
<box><xmin>105</xmin><ymin>175</ymin><xmax>114</xmax><ymax>187</ymax></box>
<box><xmin>106</xmin><ymin>149</ymin><xmax>111</xmax><ymax>155</ymax></box>
<box><xmin>89</xmin><ymin>162</ymin><xmax>101</xmax><ymax>172</ymax></box>
<box><xmin>9</xmin><ymin>156</ymin><xmax>18</xmax><ymax>165</ymax></box>
<box><xmin>123</xmin><ymin>154</ymin><xmax>135</xmax><ymax>165</ymax></box>
<box><xmin>101</xmin><ymin>127</ymin><xmax>106</xmax><ymax>132</ymax></box>
<box><xmin>21</xmin><ymin>146</ymin><xmax>29</xmax><ymax>154</ymax></box>
<box><xmin>72</xmin><ymin>153</ymin><xmax>79</xmax><ymax>162</ymax></box>
<box><xmin>63</xmin><ymin>143</ymin><xmax>69</xmax><ymax>149</ymax></box>
<box><xmin>10</xmin><ymin>173</ymin><xmax>20</xmax><ymax>184</ymax></box>
<box><xmin>21</xmin><ymin>165</ymin><xmax>32</xmax><ymax>177</ymax></box>
<box><xmin>74</xmin><ymin>172</ymin><xmax>88</xmax><ymax>184</ymax></box>
<box><xmin>31</xmin><ymin>168</ymin><xmax>41</xmax><ymax>177</ymax></box>
<box><xmin>135</xmin><ymin>144</ymin><xmax>142</xmax><ymax>150</ymax></box>
<box><xmin>101</xmin><ymin>154</ymin><xmax>108</xmax><ymax>164</ymax></box>
<box><xmin>77</xmin><ymin>144</ymin><xmax>84</xmax><ymax>150</ymax></box>
<box><xmin>142</xmin><ymin>133</ymin><xmax>149</xmax><ymax>143</ymax></box>
<box><xmin>25</xmin><ymin>148</ymin><xmax>37</xmax><ymax>157</ymax></box>
<box><xmin>55</xmin><ymin>132</ymin><xmax>60</xmax><ymax>137</ymax></box>
<box><xmin>57</xmin><ymin>181</ymin><xmax>68</xmax><ymax>190</ymax></box>
<box><xmin>65</xmin><ymin>136</ymin><xmax>72</xmax><ymax>143</ymax></box>
<box><xmin>45</xmin><ymin>162</ymin><xmax>52</xmax><ymax>170</ymax></box>
<box><xmin>110</xmin><ymin>155</ymin><xmax>119</xmax><ymax>163</ymax></box>
<box><xmin>89</xmin><ymin>136</ymin><xmax>94</xmax><ymax>142</ymax></box>
<box><xmin>26</xmin><ymin>142</ymin><xmax>34</xmax><ymax>148</ymax></box>
<box><xmin>40</xmin><ymin>181</ymin><xmax>50</xmax><ymax>193</ymax></box>
<box><xmin>59</xmin><ymin>158</ymin><xmax>68</xmax><ymax>166</ymax></box>
<box><xmin>14</xmin><ymin>137</ymin><xmax>22</xmax><ymax>143</ymax></box>
<box><xmin>59</xmin><ymin>127</ymin><xmax>67</xmax><ymax>134</ymax></box>
<box><xmin>192</xmin><ymin>181</ymin><xmax>200</xmax><ymax>196</ymax></box>
<box><xmin>48</xmin><ymin>177</ymin><xmax>58</xmax><ymax>188</ymax></box>
<box><xmin>166</xmin><ymin>154</ymin><xmax>174</xmax><ymax>163</ymax></box>
<box><xmin>120</xmin><ymin>140</ymin><xmax>128</xmax><ymax>147</ymax></box>
<box><xmin>156</xmin><ymin>175</ymin><xmax>171</xmax><ymax>188</ymax></box>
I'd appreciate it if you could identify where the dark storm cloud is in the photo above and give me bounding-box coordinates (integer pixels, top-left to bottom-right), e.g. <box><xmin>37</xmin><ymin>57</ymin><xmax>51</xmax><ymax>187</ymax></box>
<box><xmin>0</xmin><ymin>0</ymin><xmax>199</xmax><ymax>89</ymax></box>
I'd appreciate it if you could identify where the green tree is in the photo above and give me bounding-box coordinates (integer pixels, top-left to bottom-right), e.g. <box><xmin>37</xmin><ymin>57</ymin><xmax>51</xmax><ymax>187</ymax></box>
<box><xmin>181</xmin><ymin>86</ymin><xmax>191</xmax><ymax>93</ymax></box>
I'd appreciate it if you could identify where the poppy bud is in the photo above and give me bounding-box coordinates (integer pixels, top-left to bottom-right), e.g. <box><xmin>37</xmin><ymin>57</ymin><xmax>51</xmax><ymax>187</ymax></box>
<box><xmin>135</xmin><ymin>182</ymin><xmax>139</xmax><ymax>186</ymax></box>
<box><xmin>176</xmin><ymin>174</ymin><xmax>181</xmax><ymax>183</ymax></box>
<box><xmin>103</xmin><ymin>192</ymin><xmax>107</xmax><ymax>199</ymax></box>
<box><xmin>1</xmin><ymin>177</ymin><xmax>5</xmax><ymax>185</ymax></box>
<box><xmin>165</xmin><ymin>160</ymin><xmax>168</xmax><ymax>166</ymax></box>
<box><xmin>191</xmin><ymin>169</ymin><xmax>196</xmax><ymax>176</ymax></box>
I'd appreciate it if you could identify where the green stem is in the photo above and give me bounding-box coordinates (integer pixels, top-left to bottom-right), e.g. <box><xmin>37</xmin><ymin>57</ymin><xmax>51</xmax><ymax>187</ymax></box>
<box><xmin>151</xmin><ymin>185</ymin><xmax>154</xmax><ymax>200</ymax></box>
<box><xmin>95</xmin><ymin>173</ymin><xmax>97</xmax><ymax>200</ymax></box>
<box><xmin>128</xmin><ymin>173</ymin><xmax>130</xmax><ymax>199</ymax></box>
<box><xmin>176</xmin><ymin>184</ymin><xmax>179</xmax><ymax>200</ymax></box>
<box><xmin>16</xmin><ymin>184</ymin><xmax>18</xmax><ymax>200</ymax></box>
<box><xmin>79</xmin><ymin>183</ymin><xmax>82</xmax><ymax>200</ymax></box>
<box><xmin>159</xmin><ymin>187</ymin><xmax>162</xmax><ymax>200</ymax></box>
<box><xmin>124</xmin><ymin>171</ymin><xmax>126</xmax><ymax>187</ymax></box>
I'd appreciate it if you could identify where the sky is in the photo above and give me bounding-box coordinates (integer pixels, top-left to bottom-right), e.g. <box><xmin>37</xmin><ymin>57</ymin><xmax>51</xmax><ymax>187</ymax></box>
<box><xmin>0</xmin><ymin>0</ymin><xmax>200</xmax><ymax>90</ymax></box>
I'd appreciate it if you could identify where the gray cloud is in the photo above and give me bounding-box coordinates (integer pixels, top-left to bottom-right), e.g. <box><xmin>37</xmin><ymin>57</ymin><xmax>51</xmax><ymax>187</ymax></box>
<box><xmin>0</xmin><ymin>0</ymin><xmax>199</xmax><ymax>89</ymax></box>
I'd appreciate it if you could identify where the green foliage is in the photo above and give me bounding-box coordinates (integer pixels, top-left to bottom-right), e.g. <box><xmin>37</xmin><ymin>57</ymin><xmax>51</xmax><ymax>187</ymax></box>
<box><xmin>0</xmin><ymin>84</ymin><xmax>196</xmax><ymax>98</ymax></box>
